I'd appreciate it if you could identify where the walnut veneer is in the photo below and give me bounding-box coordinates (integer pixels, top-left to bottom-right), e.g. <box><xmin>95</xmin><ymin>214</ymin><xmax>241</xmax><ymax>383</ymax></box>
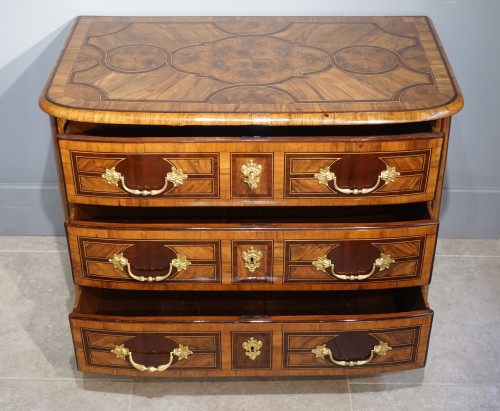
<box><xmin>40</xmin><ymin>16</ymin><xmax>462</xmax><ymax>377</ymax></box>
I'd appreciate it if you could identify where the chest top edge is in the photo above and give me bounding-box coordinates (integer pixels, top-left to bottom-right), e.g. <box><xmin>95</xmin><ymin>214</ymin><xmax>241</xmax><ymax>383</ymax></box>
<box><xmin>39</xmin><ymin>16</ymin><xmax>463</xmax><ymax>126</ymax></box>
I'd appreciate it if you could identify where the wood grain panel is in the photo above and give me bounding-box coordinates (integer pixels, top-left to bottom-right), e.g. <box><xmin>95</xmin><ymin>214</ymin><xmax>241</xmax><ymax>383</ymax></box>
<box><xmin>69</xmin><ymin>286</ymin><xmax>432</xmax><ymax>376</ymax></box>
<box><xmin>40</xmin><ymin>16</ymin><xmax>463</xmax><ymax>125</ymax></box>
<box><xmin>285</xmin><ymin>147</ymin><xmax>436</xmax><ymax>199</ymax></box>
<box><xmin>283</xmin><ymin>325</ymin><xmax>426</xmax><ymax>370</ymax></box>
<box><xmin>231</xmin><ymin>154</ymin><xmax>274</xmax><ymax>198</ymax></box>
<box><xmin>285</xmin><ymin>237</ymin><xmax>428</xmax><ymax>284</ymax></box>
<box><xmin>232</xmin><ymin>241</ymin><xmax>273</xmax><ymax>283</ymax></box>
<box><xmin>66</xmin><ymin>216</ymin><xmax>436</xmax><ymax>290</ymax></box>
<box><xmin>59</xmin><ymin>132</ymin><xmax>442</xmax><ymax>207</ymax></box>
<box><xmin>69</xmin><ymin>150</ymin><xmax>219</xmax><ymax>199</ymax></box>
<box><xmin>74</xmin><ymin>237</ymin><xmax>221</xmax><ymax>285</ymax></box>
<box><xmin>79</xmin><ymin>328</ymin><xmax>221</xmax><ymax>371</ymax></box>
<box><xmin>232</xmin><ymin>332</ymin><xmax>273</xmax><ymax>370</ymax></box>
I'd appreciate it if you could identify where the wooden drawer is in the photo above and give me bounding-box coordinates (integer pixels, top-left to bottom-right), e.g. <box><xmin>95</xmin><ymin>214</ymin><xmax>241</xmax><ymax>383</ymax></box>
<box><xmin>58</xmin><ymin>124</ymin><xmax>443</xmax><ymax>207</ymax></box>
<box><xmin>70</xmin><ymin>286</ymin><xmax>433</xmax><ymax>377</ymax></box>
<box><xmin>66</xmin><ymin>204</ymin><xmax>437</xmax><ymax>290</ymax></box>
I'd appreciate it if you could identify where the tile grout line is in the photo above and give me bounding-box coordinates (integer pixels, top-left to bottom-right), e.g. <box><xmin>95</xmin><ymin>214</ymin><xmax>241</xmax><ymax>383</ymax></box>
<box><xmin>127</xmin><ymin>380</ymin><xmax>136</xmax><ymax>411</ymax></box>
<box><xmin>347</xmin><ymin>381</ymin><xmax>500</xmax><ymax>387</ymax></box>
<box><xmin>435</xmin><ymin>254</ymin><xmax>500</xmax><ymax>258</ymax></box>
<box><xmin>0</xmin><ymin>250</ymin><xmax>67</xmax><ymax>253</ymax></box>
<box><xmin>347</xmin><ymin>376</ymin><xmax>354</xmax><ymax>411</ymax></box>
<box><xmin>0</xmin><ymin>376</ymin><xmax>135</xmax><ymax>383</ymax></box>
<box><xmin>1</xmin><ymin>375</ymin><xmax>498</xmax><ymax>387</ymax></box>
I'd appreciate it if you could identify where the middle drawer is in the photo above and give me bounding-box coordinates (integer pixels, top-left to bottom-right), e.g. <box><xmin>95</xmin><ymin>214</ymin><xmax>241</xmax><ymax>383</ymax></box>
<box><xmin>67</xmin><ymin>205</ymin><xmax>437</xmax><ymax>291</ymax></box>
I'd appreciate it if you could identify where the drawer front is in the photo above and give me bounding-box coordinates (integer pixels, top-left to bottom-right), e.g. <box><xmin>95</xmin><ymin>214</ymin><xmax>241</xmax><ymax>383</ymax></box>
<box><xmin>59</xmin><ymin>134</ymin><xmax>442</xmax><ymax>207</ymax></box>
<box><xmin>285</xmin><ymin>236</ymin><xmax>431</xmax><ymax>285</ymax></box>
<box><xmin>62</xmin><ymin>149</ymin><xmax>220</xmax><ymax>203</ymax></box>
<box><xmin>66</xmin><ymin>221</ymin><xmax>437</xmax><ymax>290</ymax></box>
<box><xmin>232</xmin><ymin>332</ymin><xmax>273</xmax><ymax>370</ymax></box>
<box><xmin>282</xmin><ymin>323</ymin><xmax>428</xmax><ymax>371</ymax></box>
<box><xmin>231</xmin><ymin>153</ymin><xmax>274</xmax><ymax>198</ymax></box>
<box><xmin>73</xmin><ymin>327</ymin><xmax>222</xmax><ymax>374</ymax></box>
<box><xmin>285</xmin><ymin>148</ymin><xmax>436</xmax><ymax>200</ymax></box>
<box><xmin>70</xmin><ymin>305</ymin><xmax>432</xmax><ymax>377</ymax></box>
<box><xmin>72</xmin><ymin>236</ymin><xmax>221</xmax><ymax>285</ymax></box>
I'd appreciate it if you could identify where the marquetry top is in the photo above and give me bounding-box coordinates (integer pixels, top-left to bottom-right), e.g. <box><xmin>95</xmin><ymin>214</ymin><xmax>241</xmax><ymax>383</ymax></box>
<box><xmin>40</xmin><ymin>16</ymin><xmax>463</xmax><ymax>126</ymax></box>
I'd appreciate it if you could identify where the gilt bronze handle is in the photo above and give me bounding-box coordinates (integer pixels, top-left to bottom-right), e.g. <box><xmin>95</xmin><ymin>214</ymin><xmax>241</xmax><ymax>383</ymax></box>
<box><xmin>102</xmin><ymin>166</ymin><xmax>187</xmax><ymax>196</ymax></box>
<box><xmin>314</xmin><ymin>165</ymin><xmax>400</xmax><ymax>195</ymax></box>
<box><xmin>109</xmin><ymin>252</ymin><xmax>191</xmax><ymax>282</ymax></box>
<box><xmin>312</xmin><ymin>252</ymin><xmax>394</xmax><ymax>281</ymax></box>
<box><xmin>311</xmin><ymin>340</ymin><xmax>392</xmax><ymax>367</ymax></box>
<box><xmin>111</xmin><ymin>343</ymin><xmax>192</xmax><ymax>372</ymax></box>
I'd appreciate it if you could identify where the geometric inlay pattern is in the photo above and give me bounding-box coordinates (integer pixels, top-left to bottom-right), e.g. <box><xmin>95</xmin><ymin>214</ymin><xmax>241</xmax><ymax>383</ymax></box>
<box><xmin>43</xmin><ymin>16</ymin><xmax>462</xmax><ymax>123</ymax></box>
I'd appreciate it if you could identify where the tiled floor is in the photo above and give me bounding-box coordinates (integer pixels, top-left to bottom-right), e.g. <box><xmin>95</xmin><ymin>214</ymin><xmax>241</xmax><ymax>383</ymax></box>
<box><xmin>0</xmin><ymin>237</ymin><xmax>498</xmax><ymax>411</ymax></box>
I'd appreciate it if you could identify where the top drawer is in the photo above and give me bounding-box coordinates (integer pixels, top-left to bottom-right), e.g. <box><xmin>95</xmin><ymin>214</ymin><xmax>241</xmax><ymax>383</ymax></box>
<box><xmin>58</xmin><ymin>125</ymin><xmax>443</xmax><ymax>207</ymax></box>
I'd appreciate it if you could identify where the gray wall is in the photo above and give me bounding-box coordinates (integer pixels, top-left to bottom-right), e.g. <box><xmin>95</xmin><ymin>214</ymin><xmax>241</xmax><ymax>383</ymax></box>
<box><xmin>1</xmin><ymin>0</ymin><xmax>499</xmax><ymax>238</ymax></box>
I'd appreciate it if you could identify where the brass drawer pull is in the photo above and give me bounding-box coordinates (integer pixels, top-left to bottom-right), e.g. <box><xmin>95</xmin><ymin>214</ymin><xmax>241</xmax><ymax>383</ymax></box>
<box><xmin>241</xmin><ymin>159</ymin><xmax>263</xmax><ymax>190</ymax></box>
<box><xmin>314</xmin><ymin>165</ymin><xmax>400</xmax><ymax>195</ymax></box>
<box><xmin>109</xmin><ymin>252</ymin><xmax>191</xmax><ymax>282</ymax></box>
<box><xmin>312</xmin><ymin>341</ymin><xmax>392</xmax><ymax>367</ymax></box>
<box><xmin>111</xmin><ymin>343</ymin><xmax>192</xmax><ymax>372</ymax></box>
<box><xmin>102</xmin><ymin>166</ymin><xmax>188</xmax><ymax>196</ymax></box>
<box><xmin>312</xmin><ymin>252</ymin><xmax>395</xmax><ymax>281</ymax></box>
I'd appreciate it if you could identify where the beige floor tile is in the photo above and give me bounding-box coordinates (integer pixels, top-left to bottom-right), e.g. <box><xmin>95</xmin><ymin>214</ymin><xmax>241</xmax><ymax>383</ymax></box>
<box><xmin>1</xmin><ymin>237</ymin><xmax>499</xmax><ymax>409</ymax></box>
<box><xmin>131</xmin><ymin>377</ymin><xmax>350</xmax><ymax>411</ymax></box>
<box><xmin>0</xmin><ymin>236</ymin><xmax>67</xmax><ymax>251</ymax></box>
<box><xmin>0</xmin><ymin>379</ymin><xmax>134</xmax><ymax>411</ymax></box>
<box><xmin>0</xmin><ymin>251</ymin><xmax>76</xmax><ymax>379</ymax></box>
<box><xmin>425</xmin><ymin>255</ymin><xmax>500</xmax><ymax>383</ymax></box>
<box><xmin>436</xmin><ymin>238</ymin><xmax>500</xmax><ymax>256</ymax></box>
<box><xmin>350</xmin><ymin>383</ymin><xmax>499</xmax><ymax>411</ymax></box>
<box><xmin>350</xmin><ymin>254</ymin><xmax>500</xmax><ymax>385</ymax></box>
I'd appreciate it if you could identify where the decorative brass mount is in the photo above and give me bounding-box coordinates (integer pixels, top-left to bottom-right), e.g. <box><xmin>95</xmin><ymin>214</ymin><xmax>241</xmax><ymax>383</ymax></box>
<box><xmin>111</xmin><ymin>343</ymin><xmax>193</xmax><ymax>372</ymax></box>
<box><xmin>242</xmin><ymin>337</ymin><xmax>263</xmax><ymax>360</ymax></box>
<box><xmin>312</xmin><ymin>252</ymin><xmax>395</xmax><ymax>281</ymax></box>
<box><xmin>109</xmin><ymin>252</ymin><xmax>191</xmax><ymax>282</ymax></box>
<box><xmin>240</xmin><ymin>159</ymin><xmax>263</xmax><ymax>190</ymax></box>
<box><xmin>312</xmin><ymin>340</ymin><xmax>392</xmax><ymax>367</ymax></box>
<box><xmin>314</xmin><ymin>165</ymin><xmax>400</xmax><ymax>195</ymax></box>
<box><xmin>102</xmin><ymin>166</ymin><xmax>188</xmax><ymax>195</ymax></box>
<box><xmin>242</xmin><ymin>247</ymin><xmax>263</xmax><ymax>273</ymax></box>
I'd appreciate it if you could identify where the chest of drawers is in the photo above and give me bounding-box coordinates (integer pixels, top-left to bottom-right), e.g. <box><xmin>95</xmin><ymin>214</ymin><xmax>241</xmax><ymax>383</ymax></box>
<box><xmin>40</xmin><ymin>16</ymin><xmax>462</xmax><ymax>377</ymax></box>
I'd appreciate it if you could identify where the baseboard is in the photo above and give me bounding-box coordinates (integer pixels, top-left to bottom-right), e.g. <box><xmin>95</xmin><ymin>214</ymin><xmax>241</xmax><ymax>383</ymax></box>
<box><xmin>1</xmin><ymin>184</ymin><xmax>499</xmax><ymax>238</ymax></box>
<box><xmin>439</xmin><ymin>187</ymin><xmax>500</xmax><ymax>239</ymax></box>
<box><xmin>0</xmin><ymin>184</ymin><xmax>64</xmax><ymax>236</ymax></box>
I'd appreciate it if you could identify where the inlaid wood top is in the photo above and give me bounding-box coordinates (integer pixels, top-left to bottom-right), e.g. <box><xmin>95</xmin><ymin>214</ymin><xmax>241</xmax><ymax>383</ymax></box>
<box><xmin>40</xmin><ymin>16</ymin><xmax>463</xmax><ymax>125</ymax></box>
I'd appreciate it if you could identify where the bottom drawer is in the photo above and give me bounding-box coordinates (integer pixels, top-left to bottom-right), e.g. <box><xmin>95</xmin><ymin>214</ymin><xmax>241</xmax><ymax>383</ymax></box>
<box><xmin>70</xmin><ymin>287</ymin><xmax>433</xmax><ymax>377</ymax></box>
